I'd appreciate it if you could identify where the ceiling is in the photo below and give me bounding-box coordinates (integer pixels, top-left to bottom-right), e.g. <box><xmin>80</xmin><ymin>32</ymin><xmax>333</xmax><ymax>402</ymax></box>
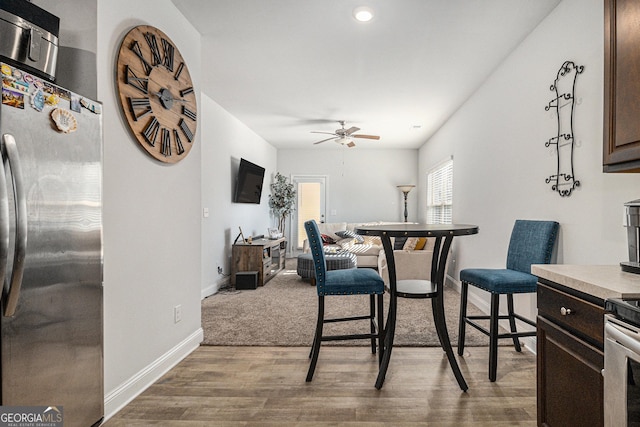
<box><xmin>172</xmin><ymin>0</ymin><xmax>562</xmax><ymax>150</ymax></box>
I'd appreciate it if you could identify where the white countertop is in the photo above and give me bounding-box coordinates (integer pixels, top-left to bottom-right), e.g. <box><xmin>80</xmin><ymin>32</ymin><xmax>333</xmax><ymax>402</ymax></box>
<box><xmin>532</xmin><ymin>264</ymin><xmax>640</xmax><ymax>301</ymax></box>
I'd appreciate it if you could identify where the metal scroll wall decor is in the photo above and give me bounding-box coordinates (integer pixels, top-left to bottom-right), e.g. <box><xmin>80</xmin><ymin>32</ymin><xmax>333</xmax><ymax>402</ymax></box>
<box><xmin>544</xmin><ymin>61</ymin><xmax>584</xmax><ymax>197</ymax></box>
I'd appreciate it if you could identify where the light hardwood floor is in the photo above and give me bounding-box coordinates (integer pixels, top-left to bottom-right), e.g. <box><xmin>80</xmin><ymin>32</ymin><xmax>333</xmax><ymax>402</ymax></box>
<box><xmin>104</xmin><ymin>345</ymin><xmax>537</xmax><ymax>426</ymax></box>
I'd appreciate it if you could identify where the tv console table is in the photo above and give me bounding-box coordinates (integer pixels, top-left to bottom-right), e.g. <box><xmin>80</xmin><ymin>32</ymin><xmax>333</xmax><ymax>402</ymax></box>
<box><xmin>231</xmin><ymin>237</ymin><xmax>287</xmax><ymax>287</ymax></box>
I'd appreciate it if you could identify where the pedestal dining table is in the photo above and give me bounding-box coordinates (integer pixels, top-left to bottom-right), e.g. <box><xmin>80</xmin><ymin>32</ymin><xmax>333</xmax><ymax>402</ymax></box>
<box><xmin>355</xmin><ymin>223</ymin><xmax>479</xmax><ymax>390</ymax></box>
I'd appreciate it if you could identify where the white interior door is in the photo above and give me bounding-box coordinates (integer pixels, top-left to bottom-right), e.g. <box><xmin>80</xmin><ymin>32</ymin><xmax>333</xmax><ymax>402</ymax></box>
<box><xmin>291</xmin><ymin>175</ymin><xmax>327</xmax><ymax>250</ymax></box>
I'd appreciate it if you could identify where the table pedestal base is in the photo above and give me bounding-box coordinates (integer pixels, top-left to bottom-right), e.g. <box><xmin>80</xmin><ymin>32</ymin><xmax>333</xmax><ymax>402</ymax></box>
<box><xmin>373</xmin><ymin>233</ymin><xmax>468</xmax><ymax>391</ymax></box>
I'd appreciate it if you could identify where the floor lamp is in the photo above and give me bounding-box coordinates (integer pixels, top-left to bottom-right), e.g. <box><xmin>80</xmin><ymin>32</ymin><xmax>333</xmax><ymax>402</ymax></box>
<box><xmin>397</xmin><ymin>185</ymin><xmax>415</xmax><ymax>222</ymax></box>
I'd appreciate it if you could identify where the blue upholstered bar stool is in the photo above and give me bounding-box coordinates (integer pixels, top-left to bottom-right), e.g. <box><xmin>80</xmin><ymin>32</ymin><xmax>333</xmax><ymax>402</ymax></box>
<box><xmin>458</xmin><ymin>219</ymin><xmax>559</xmax><ymax>382</ymax></box>
<box><xmin>304</xmin><ymin>220</ymin><xmax>385</xmax><ymax>383</ymax></box>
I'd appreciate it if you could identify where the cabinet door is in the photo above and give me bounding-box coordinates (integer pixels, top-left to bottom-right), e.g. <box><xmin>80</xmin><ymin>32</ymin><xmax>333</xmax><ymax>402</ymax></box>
<box><xmin>537</xmin><ymin>316</ymin><xmax>604</xmax><ymax>427</ymax></box>
<box><xmin>231</xmin><ymin>245</ymin><xmax>264</xmax><ymax>285</ymax></box>
<box><xmin>604</xmin><ymin>0</ymin><xmax>640</xmax><ymax>172</ymax></box>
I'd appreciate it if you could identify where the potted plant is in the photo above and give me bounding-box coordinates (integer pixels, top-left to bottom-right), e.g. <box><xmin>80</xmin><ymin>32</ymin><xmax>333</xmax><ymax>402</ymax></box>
<box><xmin>269</xmin><ymin>172</ymin><xmax>296</xmax><ymax>234</ymax></box>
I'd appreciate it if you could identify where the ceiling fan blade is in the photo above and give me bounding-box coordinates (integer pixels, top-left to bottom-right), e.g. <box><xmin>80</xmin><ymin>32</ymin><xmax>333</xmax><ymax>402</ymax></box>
<box><xmin>344</xmin><ymin>126</ymin><xmax>360</xmax><ymax>135</ymax></box>
<box><xmin>352</xmin><ymin>134</ymin><xmax>380</xmax><ymax>140</ymax></box>
<box><xmin>313</xmin><ymin>137</ymin><xmax>338</xmax><ymax>145</ymax></box>
<box><xmin>311</xmin><ymin>131</ymin><xmax>338</xmax><ymax>136</ymax></box>
<box><xmin>347</xmin><ymin>141</ymin><xmax>356</xmax><ymax>148</ymax></box>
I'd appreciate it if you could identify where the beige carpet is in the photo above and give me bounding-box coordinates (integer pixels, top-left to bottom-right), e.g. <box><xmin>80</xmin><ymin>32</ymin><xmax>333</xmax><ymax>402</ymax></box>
<box><xmin>202</xmin><ymin>259</ymin><xmax>493</xmax><ymax>347</ymax></box>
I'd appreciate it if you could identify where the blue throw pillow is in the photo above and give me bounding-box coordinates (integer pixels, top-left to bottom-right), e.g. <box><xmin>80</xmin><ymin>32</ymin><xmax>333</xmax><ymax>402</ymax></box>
<box><xmin>394</xmin><ymin>237</ymin><xmax>408</xmax><ymax>250</ymax></box>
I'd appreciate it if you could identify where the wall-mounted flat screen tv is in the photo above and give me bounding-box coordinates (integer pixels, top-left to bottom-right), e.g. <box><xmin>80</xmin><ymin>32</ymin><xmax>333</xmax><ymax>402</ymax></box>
<box><xmin>233</xmin><ymin>158</ymin><xmax>265</xmax><ymax>204</ymax></box>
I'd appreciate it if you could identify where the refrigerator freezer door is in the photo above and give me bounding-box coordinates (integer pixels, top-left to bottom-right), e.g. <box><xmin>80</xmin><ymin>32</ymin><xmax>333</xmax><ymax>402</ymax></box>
<box><xmin>0</xmin><ymin>71</ymin><xmax>103</xmax><ymax>427</ymax></box>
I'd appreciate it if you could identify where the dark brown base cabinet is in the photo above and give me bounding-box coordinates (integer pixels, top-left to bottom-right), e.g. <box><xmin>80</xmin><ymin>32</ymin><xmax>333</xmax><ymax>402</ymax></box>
<box><xmin>231</xmin><ymin>237</ymin><xmax>286</xmax><ymax>287</ymax></box>
<box><xmin>537</xmin><ymin>281</ymin><xmax>604</xmax><ymax>427</ymax></box>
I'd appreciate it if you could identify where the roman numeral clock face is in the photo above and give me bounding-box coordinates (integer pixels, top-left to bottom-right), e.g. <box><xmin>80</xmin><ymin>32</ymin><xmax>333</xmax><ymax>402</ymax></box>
<box><xmin>116</xmin><ymin>25</ymin><xmax>197</xmax><ymax>163</ymax></box>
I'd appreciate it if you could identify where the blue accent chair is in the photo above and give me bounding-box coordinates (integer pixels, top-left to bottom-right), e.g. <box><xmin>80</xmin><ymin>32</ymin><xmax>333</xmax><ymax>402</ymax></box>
<box><xmin>458</xmin><ymin>219</ymin><xmax>559</xmax><ymax>381</ymax></box>
<box><xmin>304</xmin><ymin>220</ymin><xmax>385</xmax><ymax>382</ymax></box>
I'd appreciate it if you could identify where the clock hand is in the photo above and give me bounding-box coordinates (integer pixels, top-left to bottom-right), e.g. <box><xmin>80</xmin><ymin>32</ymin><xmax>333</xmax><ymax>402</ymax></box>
<box><xmin>153</xmin><ymin>88</ymin><xmax>187</xmax><ymax>109</ymax></box>
<box><xmin>151</xmin><ymin>89</ymin><xmax>172</xmax><ymax>109</ymax></box>
<box><xmin>152</xmin><ymin>89</ymin><xmax>189</xmax><ymax>107</ymax></box>
<box><xmin>152</xmin><ymin>90</ymin><xmax>171</xmax><ymax>100</ymax></box>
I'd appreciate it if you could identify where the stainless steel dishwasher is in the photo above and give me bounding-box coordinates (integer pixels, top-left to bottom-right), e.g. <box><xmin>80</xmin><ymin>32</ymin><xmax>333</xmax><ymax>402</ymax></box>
<box><xmin>604</xmin><ymin>298</ymin><xmax>640</xmax><ymax>426</ymax></box>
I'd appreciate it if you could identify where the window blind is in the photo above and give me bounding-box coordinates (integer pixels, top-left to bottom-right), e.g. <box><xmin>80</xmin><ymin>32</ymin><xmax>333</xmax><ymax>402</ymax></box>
<box><xmin>426</xmin><ymin>158</ymin><xmax>453</xmax><ymax>224</ymax></box>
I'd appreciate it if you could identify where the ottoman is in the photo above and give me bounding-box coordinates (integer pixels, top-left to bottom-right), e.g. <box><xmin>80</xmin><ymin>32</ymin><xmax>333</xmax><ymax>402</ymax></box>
<box><xmin>297</xmin><ymin>251</ymin><xmax>358</xmax><ymax>284</ymax></box>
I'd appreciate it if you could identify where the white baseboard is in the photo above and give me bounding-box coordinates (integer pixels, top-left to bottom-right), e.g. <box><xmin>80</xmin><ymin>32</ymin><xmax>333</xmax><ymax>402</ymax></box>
<box><xmin>446</xmin><ymin>274</ymin><xmax>537</xmax><ymax>355</ymax></box>
<box><xmin>103</xmin><ymin>328</ymin><xmax>203</xmax><ymax>422</ymax></box>
<box><xmin>521</xmin><ymin>336</ymin><xmax>537</xmax><ymax>354</ymax></box>
<box><xmin>202</xmin><ymin>276</ymin><xmax>230</xmax><ymax>299</ymax></box>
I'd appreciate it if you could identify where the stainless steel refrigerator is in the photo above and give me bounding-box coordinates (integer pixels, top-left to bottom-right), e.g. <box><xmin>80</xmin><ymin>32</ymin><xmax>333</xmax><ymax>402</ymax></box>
<box><xmin>0</xmin><ymin>63</ymin><xmax>103</xmax><ymax>426</ymax></box>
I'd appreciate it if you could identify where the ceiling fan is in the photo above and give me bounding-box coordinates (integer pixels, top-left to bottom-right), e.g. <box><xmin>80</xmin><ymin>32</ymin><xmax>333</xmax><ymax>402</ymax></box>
<box><xmin>311</xmin><ymin>120</ymin><xmax>380</xmax><ymax>148</ymax></box>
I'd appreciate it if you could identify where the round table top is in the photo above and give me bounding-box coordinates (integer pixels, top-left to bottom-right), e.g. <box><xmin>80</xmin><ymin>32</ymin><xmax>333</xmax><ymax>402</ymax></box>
<box><xmin>355</xmin><ymin>223</ymin><xmax>479</xmax><ymax>238</ymax></box>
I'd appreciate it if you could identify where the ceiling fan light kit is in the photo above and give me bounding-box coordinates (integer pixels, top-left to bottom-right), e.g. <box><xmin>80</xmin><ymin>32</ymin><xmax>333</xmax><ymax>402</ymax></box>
<box><xmin>337</xmin><ymin>136</ymin><xmax>356</xmax><ymax>148</ymax></box>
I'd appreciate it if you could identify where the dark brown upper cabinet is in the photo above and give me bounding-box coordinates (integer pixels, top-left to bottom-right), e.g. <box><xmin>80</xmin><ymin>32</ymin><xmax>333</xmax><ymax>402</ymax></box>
<box><xmin>604</xmin><ymin>0</ymin><xmax>640</xmax><ymax>172</ymax></box>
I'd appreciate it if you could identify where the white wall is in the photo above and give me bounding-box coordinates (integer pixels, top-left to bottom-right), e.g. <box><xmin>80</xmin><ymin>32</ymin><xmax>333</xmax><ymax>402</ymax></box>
<box><xmin>418</xmin><ymin>0</ymin><xmax>640</xmax><ymax>320</ymax></box>
<box><xmin>277</xmin><ymin>148</ymin><xmax>419</xmax><ymax>224</ymax></box>
<box><xmin>200</xmin><ymin>94</ymin><xmax>277</xmax><ymax>297</ymax></box>
<box><xmin>97</xmin><ymin>0</ymin><xmax>203</xmax><ymax>418</ymax></box>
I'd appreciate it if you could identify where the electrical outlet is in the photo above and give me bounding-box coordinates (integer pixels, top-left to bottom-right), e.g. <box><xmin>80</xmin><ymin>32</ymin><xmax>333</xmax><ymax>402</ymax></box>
<box><xmin>217</xmin><ymin>266</ymin><xmax>223</xmax><ymax>274</ymax></box>
<box><xmin>174</xmin><ymin>305</ymin><xmax>182</xmax><ymax>323</ymax></box>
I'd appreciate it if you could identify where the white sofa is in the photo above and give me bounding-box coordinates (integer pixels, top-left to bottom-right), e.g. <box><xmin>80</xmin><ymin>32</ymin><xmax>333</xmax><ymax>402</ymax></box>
<box><xmin>302</xmin><ymin>222</ymin><xmax>383</xmax><ymax>268</ymax></box>
<box><xmin>302</xmin><ymin>222</ymin><xmax>434</xmax><ymax>282</ymax></box>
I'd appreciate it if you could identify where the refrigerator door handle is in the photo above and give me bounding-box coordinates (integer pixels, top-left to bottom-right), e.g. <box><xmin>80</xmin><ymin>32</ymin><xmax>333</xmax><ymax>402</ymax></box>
<box><xmin>28</xmin><ymin>28</ymin><xmax>41</xmax><ymax>62</ymax></box>
<box><xmin>2</xmin><ymin>134</ymin><xmax>27</xmax><ymax>317</ymax></box>
<box><xmin>0</xmin><ymin>140</ymin><xmax>8</xmax><ymax>295</ymax></box>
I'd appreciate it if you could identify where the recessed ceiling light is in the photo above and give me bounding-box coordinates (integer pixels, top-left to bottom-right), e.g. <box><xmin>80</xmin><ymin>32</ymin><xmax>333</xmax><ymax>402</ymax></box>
<box><xmin>353</xmin><ymin>6</ymin><xmax>374</xmax><ymax>22</ymax></box>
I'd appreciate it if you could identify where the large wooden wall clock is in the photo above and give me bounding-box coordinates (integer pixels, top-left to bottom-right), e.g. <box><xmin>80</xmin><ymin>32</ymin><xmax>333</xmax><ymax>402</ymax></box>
<box><xmin>116</xmin><ymin>25</ymin><xmax>197</xmax><ymax>163</ymax></box>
